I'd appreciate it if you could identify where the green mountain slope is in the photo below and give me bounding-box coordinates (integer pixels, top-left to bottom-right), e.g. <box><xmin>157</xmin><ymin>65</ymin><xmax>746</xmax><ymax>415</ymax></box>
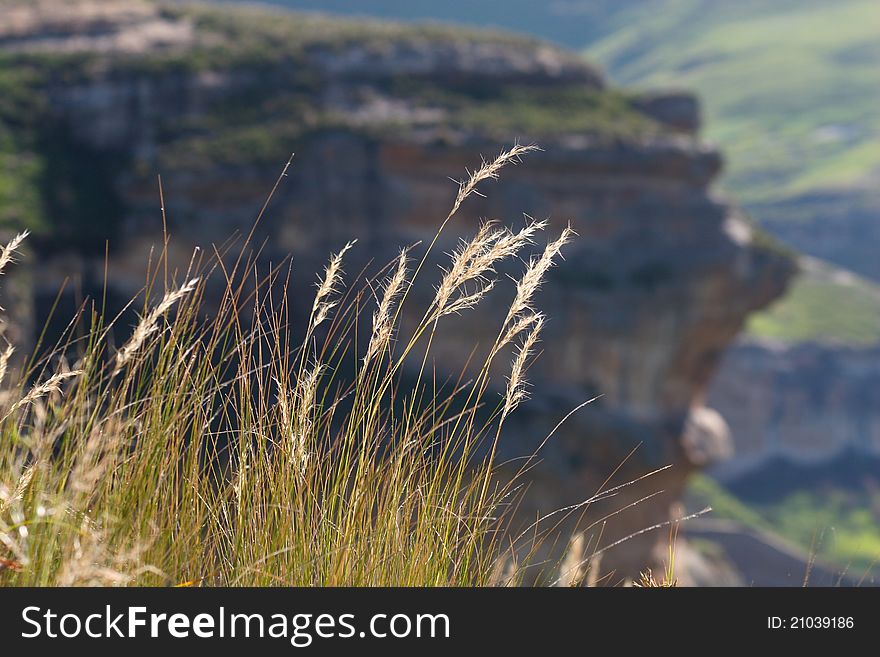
<box><xmin>687</xmin><ymin>473</ymin><xmax>880</xmax><ymax>576</ymax></box>
<box><xmin>587</xmin><ymin>0</ymin><xmax>880</xmax><ymax>293</ymax></box>
<box><xmin>588</xmin><ymin>0</ymin><xmax>880</xmax><ymax>205</ymax></box>
<box><xmin>747</xmin><ymin>258</ymin><xmax>880</xmax><ymax>345</ymax></box>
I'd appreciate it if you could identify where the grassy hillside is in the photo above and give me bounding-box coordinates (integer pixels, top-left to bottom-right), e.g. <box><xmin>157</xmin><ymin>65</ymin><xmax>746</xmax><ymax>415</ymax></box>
<box><xmin>585</xmin><ymin>0</ymin><xmax>880</xmax><ymax>341</ymax></box>
<box><xmin>588</xmin><ymin>0</ymin><xmax>880</xmax><ymax>205</ymax></box>
<box><xmin>746</xmin><ymin>259</ymin><xmax>880</xmax><ymax>344</ymax></box>
<box><xmin>687</xmin><ymin>474</ymin><xmax>880</xmax><ymax>576</ymax></box>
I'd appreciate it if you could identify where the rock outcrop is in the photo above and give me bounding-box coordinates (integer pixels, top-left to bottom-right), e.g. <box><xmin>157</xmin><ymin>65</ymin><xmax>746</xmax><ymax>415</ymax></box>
<box><xmin>0</xmin><ymin>0</ymin><xmax>794</xmax><ymax>579</ymax></box>
<box><xmin>0</xmin><ymin>0</ymin><xmax>194</xmax><ymax>54</ymax></box>
<box><xmin>709</xmin><ymin>338</ymin><xmax>880</xmax><ymax>480</ymax></box>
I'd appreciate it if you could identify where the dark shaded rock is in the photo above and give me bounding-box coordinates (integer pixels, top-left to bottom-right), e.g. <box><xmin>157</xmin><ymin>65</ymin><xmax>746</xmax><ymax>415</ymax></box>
<box><xmin>632</xmin><ymin>91</ymin><xmax>701</xmax><ymax>134</ymax></box>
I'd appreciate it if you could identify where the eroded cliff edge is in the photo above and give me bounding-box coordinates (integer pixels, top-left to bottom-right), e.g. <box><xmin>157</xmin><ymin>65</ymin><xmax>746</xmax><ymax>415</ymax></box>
<box><xmin>0</xmin><ymin>0</ymin><xmax>795</xmax><ymax>579</ymax></box>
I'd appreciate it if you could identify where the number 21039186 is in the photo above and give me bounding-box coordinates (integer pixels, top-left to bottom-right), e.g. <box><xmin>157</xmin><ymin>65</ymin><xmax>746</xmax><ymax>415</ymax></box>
<box><xmin>768</xmin><ymin>616</ymin><xmax>854</xmax><ymax>630</ymax></box>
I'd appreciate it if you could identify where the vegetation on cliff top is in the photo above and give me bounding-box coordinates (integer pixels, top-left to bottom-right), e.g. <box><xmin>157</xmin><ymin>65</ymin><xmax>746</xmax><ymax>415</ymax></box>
<box><xmin>94</xmin><ymin>2</ymin><xmax>560</xmax><ymax>76</ymax></box>
<box><xmin>0</xmin><ymin>1</ymin><xmax>662</xmax><ymax>239</ymax></box>
<box><xmin>267</xmin><ymin>0</ymin><xmax>879</xmax><ymax>212</ymax></box>
<box><xmin>417</xmin><ymin>84</ymin><xmax>659</xmax><ymax>140</ymax></box>
<box><xmin>158</xmin><ymin>79</ymin><xmax>660</xmax><ymax>172</ymax></box>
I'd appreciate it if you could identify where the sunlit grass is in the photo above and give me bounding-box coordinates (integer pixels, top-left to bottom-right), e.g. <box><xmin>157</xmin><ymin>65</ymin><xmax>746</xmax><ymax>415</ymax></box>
<box><xmin>0</xmin><ymin>146</ymin><xmax>577</xmax><ymax>586</ymax></box>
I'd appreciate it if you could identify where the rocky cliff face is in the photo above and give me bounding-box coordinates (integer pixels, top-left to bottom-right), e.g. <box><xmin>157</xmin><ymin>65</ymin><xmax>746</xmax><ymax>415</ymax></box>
<box><xmin>709</xmin><ymin>339</ymin><xmax>880</xmax><ymax>480</ymax></box>
<box><xmin>0</xmin><ymin>0</ymin><xmax>794</xmax><ymax>579</ymax></box>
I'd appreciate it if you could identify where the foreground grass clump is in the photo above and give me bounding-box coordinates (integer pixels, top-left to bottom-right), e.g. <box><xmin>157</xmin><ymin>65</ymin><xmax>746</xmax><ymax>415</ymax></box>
<box><xmin>0</xmin><ymin>146</ymin><xmax>571</xmax><ymax>586</ymax></box>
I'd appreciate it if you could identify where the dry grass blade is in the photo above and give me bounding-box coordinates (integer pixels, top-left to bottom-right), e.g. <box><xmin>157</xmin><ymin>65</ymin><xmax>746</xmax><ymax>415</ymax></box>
<box><xmin>557</xmin><ymin>532</ymin><xmax>587</xmax><ymax>587</ymax></box>
<box><xmin>0</xmin><ymin>231</ymin><xmax>29</xmax><ymax>311</ymax></box>
<box><xmin>276</xmin><ymin>362</ymin><xmax>324</xmax><ymax>473</ymax></box>
<box><xmin>433</xmin><ymin>219</ymin><xmax>545</xmax><ymax>321</ymax></box>
<box><xmin>449</xmin><ymin>144</ymin><xmax>539</xmax><ymax>219</ymax></box>
<box><xmin>498</xmin><ymin>313</ymin><xmax>540</xmax><ymax>352</ymax></box>
<box><xmin>504</xmin><ymin>225</ymin><xmax>575</xmax><ymax>330</ymax></box>
<box><xmin>633</xmin><ymin>568</ymin><xmax>677</xmax><ymax>588</ymax></box>
<box><xmin>0</xmin><ymin>465</ymin><xmax>34</xmax><ymax>515</ymax></box>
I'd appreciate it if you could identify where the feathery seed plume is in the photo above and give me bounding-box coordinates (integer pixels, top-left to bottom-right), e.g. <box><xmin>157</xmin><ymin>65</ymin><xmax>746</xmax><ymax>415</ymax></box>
<box><xmin>0</xmin><ymin>466</ymin><xmax>34</xmax><ymax>515</ymax></box>
<box><xmin>5</xmin><ymin>369</ymin><xmax>83</xmax><ymax>419</ymax></box>
<box><xmin>114</xmin><ymin>278</ymin><xmax>199</xmax><ymax>373</ymax></box>
<box><xmin>276</xmin><ymin>363</ymin><xmax>324</xmax><ymax>473</ymax></box>
<box><xmin>432</xmin><ymin>218</ymin><xmax>546</xmax><ymax>320</ymax></box>
<box><xmin>311</xmin><ymin>240</ymin><xmax>356</xmax><ymax>330</ymax></box>
<box><xmin>365</xmin><ymin>249</ymin><xmax>409</xmax><ymax>364</ymax></box>
<box><xmin>503</xmin><ymin>225</ymin><xmax>575</xmax><ymax>330</ymax></box>
<box><xmin>448</xmin><ymin>144</ymin><xmax>539</xmax><ymax>219</ymax></box>
<box><xmin>0</xmin><ymin>344</ymin><xmax>14</xmax><ymax>388</ymax></box>
<box><xmin>502</xmin><ymin>314</ymin><xmax>544</xmax><ymax>419</ymax></box>
<box><xmin>0</xmin><ymin>231</ymin><xmax>28</xmax><ymax>276</ymax></box>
